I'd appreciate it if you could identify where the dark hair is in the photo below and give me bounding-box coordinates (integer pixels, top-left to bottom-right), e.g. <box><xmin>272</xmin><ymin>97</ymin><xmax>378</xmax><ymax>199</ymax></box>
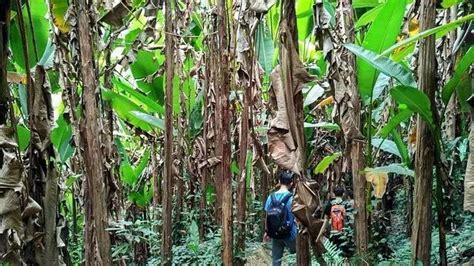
<box><xmin>279</xmin><ymin>169</ymin><xmax>294</xmax><ymax>185</ymax></box>
<box><xmin>334</xmin><ymin>186</ymin><xmax>344</xmax><ymax>197</ymax></box>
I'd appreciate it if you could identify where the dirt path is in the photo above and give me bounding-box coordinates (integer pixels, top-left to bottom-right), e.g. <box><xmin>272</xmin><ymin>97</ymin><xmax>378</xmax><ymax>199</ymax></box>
<box><xmin>245</xmin><ymin>244</ymin><xmax>298</xmax><ymax>266</ymax></box>
<box><xmin>245</xmin><ymin>245</ymin><xmax>272</xmax><ymax>265</ymax></box>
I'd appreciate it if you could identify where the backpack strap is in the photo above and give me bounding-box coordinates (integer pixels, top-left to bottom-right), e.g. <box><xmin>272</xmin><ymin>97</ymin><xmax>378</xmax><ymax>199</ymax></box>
<box><xmin>281</xmin><ymin>193</ymin><xmax>294</xmax><ymax>226</ymax></box>
<box><xmin>280</xmin><ymin>193</ymin><xmax>292</xmax><ymax>206</ymax></box>
<box><xmin>270</xmin><ymin>193</ymin><xmax>277</xmax><ymax>207</ymax></box>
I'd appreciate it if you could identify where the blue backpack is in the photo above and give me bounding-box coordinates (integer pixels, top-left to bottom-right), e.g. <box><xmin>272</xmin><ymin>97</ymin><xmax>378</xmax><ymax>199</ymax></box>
<box><xmin>266</xmin><ymin>193</ymin><xmax>293</xmax><ymax>239</ymax></box>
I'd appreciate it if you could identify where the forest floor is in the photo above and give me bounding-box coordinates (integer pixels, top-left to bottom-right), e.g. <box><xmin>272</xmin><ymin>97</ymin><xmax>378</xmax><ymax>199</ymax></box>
<box><xmin>245</xmin><ymin>246</ymin><xmax>272</xmax><ymax>265</ymax></box>
<box><xmin>245</xmin><ymin>244</ymin><xmax>298</xmax><ymax>265</ymax></box>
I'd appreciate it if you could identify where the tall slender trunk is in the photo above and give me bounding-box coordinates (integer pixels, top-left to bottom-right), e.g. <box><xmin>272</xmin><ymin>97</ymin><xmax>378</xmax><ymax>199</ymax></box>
<box><xmin>435</xmin><ymin>164</ymin><xmax>447</xmax><ymax>265</ymax></box>
<box><xmin>405</xmin><ymin>177</ymin><xmax>413</xmax><ymax>237</ymax></box>
<box><xmin>0</xmin><ymin>0</ymin><xmax>11</xmax><ymax>260</ymax></box>
<box><xmin>464</xmin><ymin>110</ymin><xmax>474</xmax><ymax>212</ymax></box>
<box><xmin>176</xmin><ymin>77</ymin><xmax>187</xmax><ymax>228</ymax></box>
<box><xmin>199</xmin><ymin>143</ymin><xmax>208</xmax><ymax>240</ymax></box>
<box><xmin>315</xmin><ymin>0</ymin><xmax>366</xmax><ymax>252</ymax></box>
<box><xmin>0</xmin><ymin>0</ymin><xmax>10</xmax><ymax>125</ymax></box>
<box><xmin>103</xmin><ymin>41</ymin><xmax>120</xmax><ymax>219</ymax></box>
<box><xmin>200</xmin><ymin>43</ymin><xmax>213</xmax><ymax>240</ymax></box>
<box><xmin>213</xmin><ymin>27</ymin><xmax>223</xmax><ymax>225</ymax></box>
<box><xmin>234</xmin><ymin>1</ymin><xmax>256</xmax><ymax>261</ymax></box>
<box><xmin>152</xmin><ymin>142</ymin><xmax>160</xmax><ymax>207</ymax></box>
<box><xmin>215</xmin><ymin>0</ymin><xmax>233</xmax><ymax>260</ymax></box>
<box><xmin>236</xmin><ymin>82</ymin><xmax>250</xmax><ymax>265</ymax></box>
<box><xmin>332</xmin><ymin>0</ymin><xmax>368</xmax><ymax>257</ymax></box>
<box><xmin>74</xmin><ymin>0</ymin><xmax>111</xmax><ymax>264</ymax></box>
<box><xmin>411</xmin><ymin>0</ymin><xmax>436</xmax><ymax>264</ymax></box>
<box><xmin>351</xmin><ymin>143</ymin><xmax>366</xmax><ymax>255</ymax></box>
<box><xmin>161</xmin><ymin>0</ymin><xmax>175</xmax><ymax>262</ymax></box>
<box><xmin>443</xmin><ymin>6</ymin><xmax>458</xmax><ymax>141</ymax></box>
<box><xmin>435</xmin><ymin>11</ymin><xmax>451</xmax><ymax>262</ymax></box>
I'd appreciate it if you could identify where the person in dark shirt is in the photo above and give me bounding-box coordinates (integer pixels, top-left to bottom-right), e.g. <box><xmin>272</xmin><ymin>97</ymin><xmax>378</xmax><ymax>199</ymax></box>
<box><xmin>263</xmin><ymin>170</ymin><xmax>297</xmax><ymax>266</ymax></box>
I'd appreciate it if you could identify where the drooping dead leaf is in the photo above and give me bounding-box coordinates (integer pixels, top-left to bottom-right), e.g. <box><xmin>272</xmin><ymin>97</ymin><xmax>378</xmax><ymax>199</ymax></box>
<box><xmin>0</xmin><ymin>152</ymin><xmax>23</xmax><ymax>189</ymax></box>
<box><xmin>21</xmin><ymin>197</ymin><xmax>42</xmax><ymax>218</ymax></box>
<box><xmin>0</xmin><ymin>127</ymin><xmax>41</xmax><ymax>264</ymax></box>
<box><xmin>207</xmin><ymin>156</ymin><xmax>221</xmax><ymax>167</ymax></box>
<box><xmin>31</xmin><ymin>66</ymin><xmax>54</xmax><ymax>144</ymax></box>
<box><xmin>315</xmin><ymin>96</ymin><xmax>334</xmax><ymax>109</ymax></box>
<box><xmin>267</xmin><ymin>66</ymin><xmax>304</xmax><ymax>174</ymax></box>
<box><xmin>267</xmin><ymin>21</ymin><xmax>314</xmax><ymax>175</ymax></box>
<box><xmin>292</xmin><ymin>180</ymin><xmax>319</xmax><ymax>233</ymax></box>
<box><xmin>0</xmin><ymin>126</ymin><xmax>18</xmax><ymax>149</ymax></box>
<box><xmin>100</xmin><ymin>0</ymin><xmax>131</xmax><ymax>27</ymax></box>
<box><xmin>292</xmin><ymin>180</ymin><xmax>325</xmax><ymax>253</ymax></box>
<box><xmin>250</xmin><ymin>0</ymin><xmax>278</xmax><ymax>13</ymax></box>
<box><xmin>365</xmin><ymin>168</ymin><xmax>389</xmax><ymax>198</ymax></box>
<box><xmin>326</xmin><ymin>8</ymin><xmax>364</xmax><ymax>148</ymax></box>
<box><xmin>6</xmin><ymin>72</ymin><xmax>27</xmax><ymax>85</ymax></box>
<box><xmin>29</xmin><ymin>65</ymin><xmax>60</xmax><ymax>263</ymax></box>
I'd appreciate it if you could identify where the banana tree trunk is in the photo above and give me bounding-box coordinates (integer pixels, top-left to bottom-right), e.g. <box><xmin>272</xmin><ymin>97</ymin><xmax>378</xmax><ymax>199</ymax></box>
<box><xmin>0</xmin><ymin>0</ymin><xmax>11</xmax><ymax>261</ymax></box>
<box><xmin>234</xmin><ymin>1</ymin><xmax>258</xmax><ymax>262</ymax></box>
<box><xmin>332</xmin><ymin>0</ymin><xmax>368</xmax><ymax>256</ymax></box>
<box><xmin>161</xmin><ymin>0</ymin><xmax>175</xmax><ymax>263</ymax></box>
<box><xmin>236</xmin><ymin>73</ymin><xmax>250</xmax><ymax>266</ymax></box>
<box><xmin>74</xmin><ymin>0</ymin><xmax>111</xmax><ymax>264</ymax></box>
<box><xmin>215</xmin><ymin>0</ymin><xmax>233</xmax><ymax>262</ymax></box>
<box><xmin>411</xmin><ymin>0</ymin><xmax>437</xmax><ymax>264</ymax></box>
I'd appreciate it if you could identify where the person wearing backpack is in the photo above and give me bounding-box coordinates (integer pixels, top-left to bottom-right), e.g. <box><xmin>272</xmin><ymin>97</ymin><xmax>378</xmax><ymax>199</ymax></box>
<box><xmin>263</xmin><ymin>169</ymin><xmax>297</xmax><ymax>266</ymax></box>
<box><xmin>321</xmin><ymin>186</ymin><xmax>352</xmax><ymax>256</ymax></box>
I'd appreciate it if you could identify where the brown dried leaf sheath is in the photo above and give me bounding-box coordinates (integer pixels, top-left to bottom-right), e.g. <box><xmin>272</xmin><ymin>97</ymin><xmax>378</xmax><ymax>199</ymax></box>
<box><xmin>267</xmin><ymin>21</ymin><xmax>313</xmax><ymax>175</ymax></box>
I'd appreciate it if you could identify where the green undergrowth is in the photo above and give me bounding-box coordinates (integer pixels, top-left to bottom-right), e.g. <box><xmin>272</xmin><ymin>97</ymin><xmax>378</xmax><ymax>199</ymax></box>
<box><xmin>380</xmin><ymin>215</ymin><xmax>473</xmax><ymax>265</ymax></box>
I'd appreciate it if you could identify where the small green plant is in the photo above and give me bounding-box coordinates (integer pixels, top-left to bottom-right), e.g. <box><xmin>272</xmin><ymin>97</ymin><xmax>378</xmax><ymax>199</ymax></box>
<box><xmin>172</xmin><ymin>225</ymin><xmax>222</xmax><ymax>265</ymax></box>
<box><xmin>323</xmin><ymin>238</ymin><xmax>345</xmax><ymax>265</ymax></box>
<box><xmin>108</xmin><ymin>218</ymin><xmax>161</xmax><ymax>264</ymax></box>
<box><xmin>382</xmin><ymin>215</ymin><xmax>473</xmax><ymax>264</ymax></box>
